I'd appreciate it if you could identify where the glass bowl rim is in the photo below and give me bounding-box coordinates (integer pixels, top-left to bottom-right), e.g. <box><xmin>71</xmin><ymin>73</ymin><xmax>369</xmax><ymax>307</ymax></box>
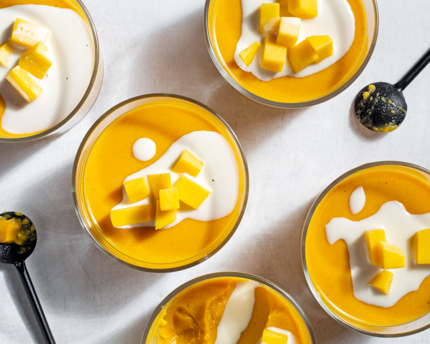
<box><xmin>203</xmin><ymin>0</ymin><xmax>379</xmax><ymax>109</ymax></box>
<box><xmin>301</xmin><ymin>160</ymin><xmax>430</xmax><ymax>337</ymax></box>
<box><xmin>140</xmin><ymin>271</ymin><xmax>317</xmax><ymax>344</ymax></box>
<box><xmin>72</xmin><ymin>93</ymin><xmax>250</xmax><ymax>273</ymax></box>
<box><xmin>0</xmin><ymin>0</ymin><xmax>101</xmax><ymax>143</ymax></box>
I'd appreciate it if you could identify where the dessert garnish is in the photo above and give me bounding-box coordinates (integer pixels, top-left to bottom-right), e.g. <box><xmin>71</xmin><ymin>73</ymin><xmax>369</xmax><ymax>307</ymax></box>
<box><xmin>354</xmin><ymin>48</ymin><xmax>430</xmax><ymax>132</ymax></box>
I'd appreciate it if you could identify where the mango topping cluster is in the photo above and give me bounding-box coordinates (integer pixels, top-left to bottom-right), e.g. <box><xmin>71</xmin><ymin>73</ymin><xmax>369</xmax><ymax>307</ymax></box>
<box><xmin>1</xmin><ymin>18</ymin><xmax>53</xmax><ymax>103</ymax></box>
<box><xmin>239</xmin><ymin>0</ymin><xmax>333</xmax><ymax>74</ymax></box>
<box><xmin>111</xmin><ymin>149</ymin><xmax>211</xmax><ymax>230</ymax></box>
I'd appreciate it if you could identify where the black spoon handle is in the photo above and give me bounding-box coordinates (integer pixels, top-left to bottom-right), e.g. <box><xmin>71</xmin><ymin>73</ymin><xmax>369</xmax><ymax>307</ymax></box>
<box><xmin>15</xmin><ymin>261</ymin><xmax>56</xmax><ymax>344</ymax></box>
<box><xmin>394</xmin><ymin>48</ymin><xmax>430</xmax><ymax>91</ymax></box>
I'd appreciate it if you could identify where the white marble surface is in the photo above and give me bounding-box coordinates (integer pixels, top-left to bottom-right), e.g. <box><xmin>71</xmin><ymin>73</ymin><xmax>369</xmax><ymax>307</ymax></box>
<box><xmin>1</xmin><ymin>0</ymin><xmax>430</xmax><ymax>343</ymax></box>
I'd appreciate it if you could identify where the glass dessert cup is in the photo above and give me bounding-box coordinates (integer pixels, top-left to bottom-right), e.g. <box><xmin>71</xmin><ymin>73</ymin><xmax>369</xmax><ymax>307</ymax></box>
<box><xmin>141</xmin><ymin>272</ymin><xmax>317</xmax><ymax>344</ymax></box>
<box><xmin>73</xmin><ymin>94</ymin><xmax>249</xmax><ymax>272</ymax></box>
<box><xmin>301</xmin><ymin>161</ymin><xmax>430</xmax><ymax>337</ymax></box>
<box><xmin>0</xmin><ymin>0</ymin><xmax>103</xmax><ymax>143</ymax></box>
<box><xmin>204</xmin><ymin>0</ymin><xmax>379</xmax><ymax>108</ymax></box>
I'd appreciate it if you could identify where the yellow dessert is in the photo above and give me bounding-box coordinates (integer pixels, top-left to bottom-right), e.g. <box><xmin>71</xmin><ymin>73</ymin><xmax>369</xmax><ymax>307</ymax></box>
<box><xmin>416</xmin><ymin>229</ymin><xmax>430</xmax><ymax>264</ymax></box>
<box><xmin>19</xmin><ymin>42</ymin><xmax>52</xmax><ymax>79</ymax></box>
<box><xmin>306</xmin><ymin>165</ymin><xmax>430</xmax><ymax>325</ymax></box>
<box><xmin>369</xmin><ymin>270</ymin><xmax>393</xmax><ymax>295</ymax></box>
<box><xmin>6</xmin><ymin>66</ymin><xmax>43</xmax><ymax>102</ymax></box>
<box><xmin>146</xmin><ymin>277</ymin><xmax>312</xmax><ymax>344</ymax></box>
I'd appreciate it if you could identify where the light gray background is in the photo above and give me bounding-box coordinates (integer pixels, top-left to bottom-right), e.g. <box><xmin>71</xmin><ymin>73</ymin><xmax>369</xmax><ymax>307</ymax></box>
<box><xmin>1</xmin><ymin>0</ymin><xmax>430</xmax><ymax>343</ymax></box>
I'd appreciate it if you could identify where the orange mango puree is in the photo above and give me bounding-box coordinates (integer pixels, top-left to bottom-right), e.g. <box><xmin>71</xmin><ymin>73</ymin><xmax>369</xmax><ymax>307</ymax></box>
<box><xmin>84</xmin><ymin>101</ymin><xmax>245</xmax><ymax>269</ymax></box>
<box><xmin>306</xmin><ymin>166</ymin><xmax>430</xmax><ymax>325</ymax></box>
<box><xmin>0</xmin><ymin>0</ymin><xmax>87</xmax><ymax>139</ymax></box>
<box><xmin>149</xmin><ymin>277</ymin><xmax>311</xmax><ymax>344</ymax></box>
<box><xmin>208</xmin><ymin>0</ymin><xmax>368</xmax><ymax>103</ymax></box>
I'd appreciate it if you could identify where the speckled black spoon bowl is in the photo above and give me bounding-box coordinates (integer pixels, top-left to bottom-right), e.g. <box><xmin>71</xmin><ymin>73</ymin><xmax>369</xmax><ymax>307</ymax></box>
<box><xmin>355</xmin><ymin>48</ymin><xmax>430</xmax><ymax>132</ymax></box>
<box><xmin>0</xmin><ymin>212</ymin><xmax>55</xmax><ymax>344</ymax></box>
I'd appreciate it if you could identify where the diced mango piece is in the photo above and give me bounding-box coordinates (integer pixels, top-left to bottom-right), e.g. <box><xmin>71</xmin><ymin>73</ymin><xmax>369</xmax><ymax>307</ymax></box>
<box><xmin>19</xmin><ymin>42</ymin><xmax>52</xmax><ymax>79</ymax></box>
<box><xmin>148</xmin><ymin>173</ymin><xmax>171</xmax><ymax>199</ymax></box>
<box><xmin>376</xmin><ymin>241</ymin><xmax>405</xmax><ymax>269</ymax></box>
<box><xmin>124</xmin><ymin>176</ymin><xmax>150</xmax><ymax>204</ymax></box>
<box><xmin>110</xmin><ymin>204</ymin><xmax>153</xmax><ymax>227</ymax></box>
<box><xmin>175</xmin><ymin>175</ymin><xmax>211</xmax><ymax>209</ymax></box>
<box><xmin>365</xmin><ymin>229</ymin><xmax>387</xmax><ymax>266</ymax></box>
<box><xmin>0</xmin><ymin>42</ymin><xmax>12</xmax><ymax>68</ymax></box>
<box><xmin>172</xmin><ymin>149</ymin><xmax>205</xmax><ymax>177</ymax></box>
<box><xmin>10</xmin><ymin>18</ymin><xmax>50</xmax><ymax>48</ymax></box>
<box><xmin>0</xmin><ymin>218</ymin><xmax>21</xmax><ymax>244</ymax></box>
<box><xmin>307</xmin><ymin>35</ymin><xmax>333</xmax><ymax>63</ymax></box>
<box><xmin>260</xmin><ymin>3</ymin><xmax>280</xmax><ymax>34</ymax></box>
<box><xmin>369</xmin><ymin>270</ymin><xmax>393</xmax><ymax>295</ymax></box>
<box><xmin>287</xmin><ymin>39</ymin><xmax>318</xmax><ymax>73</ymax></box>
<box><xmin>6</xmin><ymin>66</ymin><xmax>43</xmax><ymax>102</ymax></box>
<box><xmin>279</xmin><ymin>0</ymin><xmax>290</xmax><ymax>17</ymax></box>
<box><xmin>159</xmin><ymin>187</ymin><xmax>180</xmax><ymax>211</ymax></box>
<box><xmin>239</xmin><ymin>41</ymin><xmax>262</xmax><ymax>67</ymax></box>
<box><xmin>261</xmin><ymin>329</ymin><xmax>288</xmax><ymax>344</ymax></box>
<box><xmin>277</xmin><ymin>17</ymin><xmax>301</xmax><ymax>48</ymax></box>
<box><xmin>288</xmin><ymin>0</ymin><xmax>318</xmax><ymax>19</ymax></box>
<box><xmin>261</xmin><ymin>34</ymin><xmax>287</xmax><ymax>73</ymax></box>
<box><xmin>155</xmin><ymin>200</ymin><xmax>177</xmax><ymax>230</ymax></box>
<box><xmin>416</xmin><ymin>228</ymin><xmax>430</xmax><ymax>264</ymax></box>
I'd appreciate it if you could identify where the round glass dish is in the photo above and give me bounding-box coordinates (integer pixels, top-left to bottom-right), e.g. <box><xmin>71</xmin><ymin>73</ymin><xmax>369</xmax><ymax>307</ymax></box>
<box><xmin>73</xmin><ymin>94</ymin><xmax>249</xmax><ymax>272</ymax></box>
<box><xmin>204</xmin><ymin>0</ymin><xmax>379</xmax><ymax>108</ymax></box>
<box><xmin>301</xmin><ymin>161</ymin><xmax>430</xmax><ymax>337</ymax></box>
<box><xmin>141</xmin><ymin>272</ymin><xmax>317</xmax><ymax>344</ymax></box>
<box><xmin>0</xmin><ymin>0</ymin><xmax>103</xmax><ymax>143</ymax></box>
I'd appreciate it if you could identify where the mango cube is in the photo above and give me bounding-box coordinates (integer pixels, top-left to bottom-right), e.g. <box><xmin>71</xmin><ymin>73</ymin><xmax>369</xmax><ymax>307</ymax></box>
<box><xmin>6</xmin><ymin>66</ymin><xmax>43</xmax><ymax>102</ymax></box>
<box><xmin>0</xmin><ymin>219</ymin><xmax>20</xmax><ymax>244</ymax></box>
<box><xmin>261</xmin><ymin>329</ymin><xmax>288</xmax><ymax>344</ymax></box>
<box><xmin>416</xmin><ymin>228</ymin><xmax>430</xmax><ymax>264</ymax></box>
<box><xmin>124</xmin><ymin>176</ymin><xmax>150</xmax><ymax>204</ymax></box>
<box><xmin>110</xmin><ymin>204</ymin><xmax>153</xmax><ymax>227</ymax></box>
<box><xmin>365</xmin><ymin>229</ymin><xmax>387</xmax><ymax>266</ymax></box>
<box><xmin>148</xmin><ymin>173</ymin><xmax>171</xmax><ymax>200</ymax></box>
<box><xmin>175</xmin><ymin>175</ymin><xmax>211</xmax><ymax>209</ymax></box>
<box><xmin>260</xmin><ymin>4</ymin><xmax>280</xmax><ymax>34</ymax></box>
<box><xmin>10</xmin><ymin>18</ymin><xmax>50</xmax><ymax>48</ymax></box>
<box><xmin>307</xmin><ymin>35</ymin><xmax>333</xmax><ymax>63</ymax></box>
<box><xmin>376</xmin><ymin>241</ymin><xmax>405</xmax><ymax>269</ymax></box>
<box><xmin>159</xmin><ymin>187</ymin><xmax>180</xmax><ymax>211</ymax></box>
<box><xmin>288</xmin><ymin>0</ymin><xmax>318</xmax><ymax>19</ymax></box>
<box><xmin>277</xmin><ymin>17</ymin><xmax>301</xmax><ymax>48</ymax></box>
<box><xmin>261</xmin><ymin>34</ymin><xmax>287</xmax><ymax>73</ymax></box>
<box><xmin>287</xmin><ymin>39</ymin><xmax>318</xmax><ymax>73</ymax></box>
<box><xmin>0</xmin><ymin>42</ymin><xmax>12</xmax><ymax>68</ymax></box>
<box><xmin>19</xmin><ymin>42</ymin><xmax>52</xmax><ymax>79</ymax></box>
<box><xmin>172</xmin><ymin>149</ymin><xmax>205</xmax><ymax>177</ymax></box>
<box><xmin>155</xmin><ymin>200</ymin><xmax>177</xmax><ymax>230</ymax></box>
<box><xmin>369</xmin><ymin>270</ymin><xmax>393</xmax><ymax>295</ymax></box>
<box><xmin>239</xmin><ymin>41</ymin><xmax>262</xmax><ymax>67</ymax></box>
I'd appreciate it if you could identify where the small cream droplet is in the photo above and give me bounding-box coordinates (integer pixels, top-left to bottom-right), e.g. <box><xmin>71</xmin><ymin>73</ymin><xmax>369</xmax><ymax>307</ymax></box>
<box><xmin>132</xmin><ymin>138</ymin><xmax>156</xmax><ymax>161</ymax></box>
<box><xmin>349</xmin><ymin>186</ymin><xmax>366</xmax><ymax>214</ymax></box>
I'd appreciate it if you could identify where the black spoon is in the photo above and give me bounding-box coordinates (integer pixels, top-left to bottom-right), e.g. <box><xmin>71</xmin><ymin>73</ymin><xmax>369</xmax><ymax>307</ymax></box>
<box><xmin>0</xmin><ymin>212</ymin><xmax>56</xmax><ymax>344</ymax></box>
<box><xmin>354</xmin><ymin>48</ymin><xmax>430</xmax><ymax>132</ymax></box>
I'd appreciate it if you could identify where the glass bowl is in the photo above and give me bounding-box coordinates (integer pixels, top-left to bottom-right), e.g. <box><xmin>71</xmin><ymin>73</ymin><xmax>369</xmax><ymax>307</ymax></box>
<box><xmin>301</xmin><ymin>161</ymin><xmax>430</xmax><ymax>337</ymax></box>
<box><xmin>204</xmin><ymin>0</ymin><xmax>379</xmax><ymax>108</ymax></box>
<box><xmin>141</xmin><ymin>272</ymin><xmax>317</xmax><ymax>344</ymax></box>
<box><xmin>0</xmin><ymin>0</ymin><xmax>103</xmax><ymax>143</ymax></box>
<box><xmin>72</xmin><ymin>94</ymin><xmax>249</xmax><ymax>272</ymax></box>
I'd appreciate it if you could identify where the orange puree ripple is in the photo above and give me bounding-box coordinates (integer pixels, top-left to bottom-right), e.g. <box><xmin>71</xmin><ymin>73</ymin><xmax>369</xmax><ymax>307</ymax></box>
<box><xmin>306</xmin><ymin>166</ymin><xmax>430</xmax><ymax>326</ymax></box>
<box><xmin>84</xmin><ymin>101</ymin><xmax>245</xmax><ymax>269</ymax></box>
<box><xmin>208</xmin><ymin>0</ymin><xmax>368</xmax><ymax>103</ymax></box>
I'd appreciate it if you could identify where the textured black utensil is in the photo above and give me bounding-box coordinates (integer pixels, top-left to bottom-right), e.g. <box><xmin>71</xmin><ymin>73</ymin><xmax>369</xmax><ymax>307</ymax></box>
<box><xmin>0</xmin><ymin>212</ymin><xmax>56</xmax><ymax>344</ymax></box>
<box><xmin>354</xmin><ymin>48</ymin><xmax>430</xmax><ymax>132</ymax></box>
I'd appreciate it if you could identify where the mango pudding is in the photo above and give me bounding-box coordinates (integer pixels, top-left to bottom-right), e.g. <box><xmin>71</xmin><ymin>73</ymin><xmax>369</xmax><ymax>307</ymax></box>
<box><xmin>302</xmin><ymin>163</ymin><xmax>430</xmax><ymax>335</ymax></box>
<box><xmin>73</xmin><ymin>95</ymin><xmax>248</xmax><ymax>271</ymax></box>
<box><xmin>0</xmin><ymin>0</ymin><xmax>101</xmax><ymax>141</ymax></box>
<box><xmin>142</xmin><ymin>273</ymin><xmax>316</xmax><ymax>344</ymax></box>
<box><xmin>205</xmin><ymin>0</ymin><xmax>378</xmax><ymax>106</ymax></box>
